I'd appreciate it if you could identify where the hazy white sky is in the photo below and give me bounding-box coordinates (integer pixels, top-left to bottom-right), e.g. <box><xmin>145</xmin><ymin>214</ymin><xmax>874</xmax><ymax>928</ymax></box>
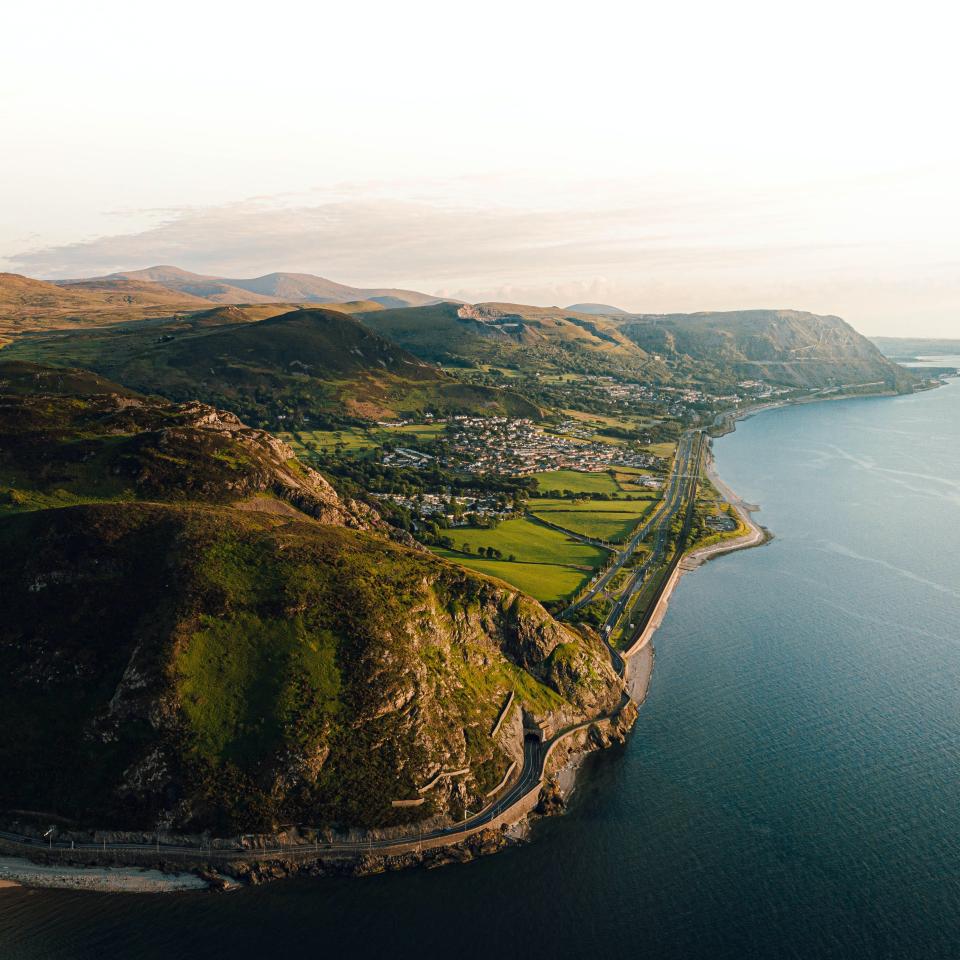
<box><xmin>2</xmin><ymin>0</ymin><xmax>958</xmax><ymax>336</ymax></box>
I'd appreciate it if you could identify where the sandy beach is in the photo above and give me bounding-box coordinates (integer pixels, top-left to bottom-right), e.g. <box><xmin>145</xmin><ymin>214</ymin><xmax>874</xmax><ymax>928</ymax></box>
<box><xmin>0</xmin><ymin>857</ymin><xmax>209</xmax><ymax>894</ymax></box>
<box><xmin>625</xmin><ymin>640</ymin><xmax>655</xmax><ymax>705</ymax></box>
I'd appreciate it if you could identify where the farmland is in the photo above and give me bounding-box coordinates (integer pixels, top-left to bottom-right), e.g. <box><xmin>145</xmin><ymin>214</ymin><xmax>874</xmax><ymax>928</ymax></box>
<box><xmin>529</xmin><ymin>497</ymin><xmax>657</xmax><ymax>543</ymax></box>
<box><xmin>431</xmin><ymin>516</ymin><xmax>608</xmax><ymax>602</ymax></box>
<box><xmin>432</xmin><ymin>551</ymin><xmax>590</xmax><ymax>604</ymax></box>
<box><xmin>530</xmin><ymin>470</ymin><xmax>621</xmax><ymax>495</ymax></box>
<box><xmin>280</xmin><ymin>422</ymin><xmax>448</xmax><ymax>455</ymax></box>
<box><xmin>443</xmin><ymin>517</ymin><xmax>606</xmax><ymax>568</ymax></box>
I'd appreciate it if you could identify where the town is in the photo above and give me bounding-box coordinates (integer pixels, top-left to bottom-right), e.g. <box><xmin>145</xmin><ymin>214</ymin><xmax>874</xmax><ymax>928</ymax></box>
<box><xmin>382</xmin><ymin>416</ymin><xmax>661</xmax><ymax>476</ymax></box>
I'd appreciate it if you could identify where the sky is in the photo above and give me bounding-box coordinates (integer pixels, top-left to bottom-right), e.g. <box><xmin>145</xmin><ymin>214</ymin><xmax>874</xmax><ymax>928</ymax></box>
<box><xmin>2</xmin><ymin>0</ymin><xmax>958</xmax><ymax>336</ymax></box>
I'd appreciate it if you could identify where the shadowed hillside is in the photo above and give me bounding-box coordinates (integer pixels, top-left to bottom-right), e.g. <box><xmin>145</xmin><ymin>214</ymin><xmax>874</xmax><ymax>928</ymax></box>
<box><xmin>2</xmin><ymin>308</ymin><xmax>542</xmax><ymax>426</ymax></box>
<box><xmin>0</xmin><ymin>367</ymin><xmax>628</xmax><ymax>833</ymax></box>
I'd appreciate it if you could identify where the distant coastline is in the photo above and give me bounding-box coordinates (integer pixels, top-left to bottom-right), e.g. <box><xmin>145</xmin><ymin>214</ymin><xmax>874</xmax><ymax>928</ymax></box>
<box><xmin>622</xmin><ymin>378</ymin><xmax>927</xmax><ymax>693</ymax></box>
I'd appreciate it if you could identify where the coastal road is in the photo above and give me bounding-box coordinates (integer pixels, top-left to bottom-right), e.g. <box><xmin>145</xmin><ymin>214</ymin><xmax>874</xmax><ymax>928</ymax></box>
<box><xmin>617</xmin><ymin>434</ymin><xmax>705</xmax><ymax>652</ymax></box>
<box><xmin>561</xmin><ymin>430</ymin><xmax>699</xmax><ymax>619</ymax></box>
<box><xmin>601</xmin><ymin>432</ymin><xmax>704</xmax><ymax>637</ymax></box>
<box><xmin>0</xmin><ymin>736</ymin><xmax>549</xmax><ymax>863</ymax></box>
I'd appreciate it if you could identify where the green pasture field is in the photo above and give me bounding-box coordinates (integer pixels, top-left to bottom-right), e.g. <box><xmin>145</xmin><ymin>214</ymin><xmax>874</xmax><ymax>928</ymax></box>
<box><xmin>643</xmin><ymin>441</ymin><xmax>678</xmax><ymax>459</ymax></box>
<box><xmin>281</xmin><ymin>421</ymin><xmax>448</xmax><ymax>454</ymax></box>
<box><xmin>444</xmin><ymin>517</ymin><xmax>606</xmax><ymax>568</ymax></box>
<box><xmin>529</xmin><ymin>469</ymin><xmax>621</xmax><ymax>495</ymax></box>
<box><xmin>432</xmin><ymin>550</ymin><xmax>590</xmax><ymax>603</ymax></box>
<box><xmin>529</xmin><ymin>497</ymin><xmax>658</xmax><ymax>543</ymax></box>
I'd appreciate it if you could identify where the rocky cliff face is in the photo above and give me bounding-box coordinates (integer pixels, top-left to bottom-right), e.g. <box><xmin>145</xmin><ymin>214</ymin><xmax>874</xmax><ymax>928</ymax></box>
<box><xmin>0</xmin><ymin>365</ymin><xmax>629</xmax><ymax>836</ymax></box>
<box><xmin>0</xmin><ymin>504</ymin><xmax>627</xmax><ymax>833</ymax></box>
<box><xmin>617</xmin><ymin>310</ymin><xmax>915</xmax><ymax>391</ymax></box>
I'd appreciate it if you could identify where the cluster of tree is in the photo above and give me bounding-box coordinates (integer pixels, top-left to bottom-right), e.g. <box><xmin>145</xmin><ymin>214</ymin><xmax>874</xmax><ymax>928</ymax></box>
<box><xmin>597</xmin><ymin>425</ymin><xmax>647</xmax><ymax>442</ymax></box>
<box><xmin>578</xmin><ymin>596</ymin><xmax>613</xmax><ymax>629</ymax></box>
<box><xmin>316</xmin><ymin>451</ymin><xmax>534</xmax><ymax>501</ymax></box>
<box><xmin>458</xmin><ymin>543</ymin><xmax>513</xmax><ymax>560</ymax></box>
<box><xmin>533</xmin><ymin>488</ymin><xmax>629</xmax><ymax>501</ymax></box>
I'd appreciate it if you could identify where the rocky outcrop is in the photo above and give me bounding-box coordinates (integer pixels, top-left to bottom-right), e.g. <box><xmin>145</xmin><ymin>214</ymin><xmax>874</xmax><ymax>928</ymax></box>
<box><xmin>0</xmin><ymin>381</ymin><xmax>379</xmax><ymax>531</ymax></box>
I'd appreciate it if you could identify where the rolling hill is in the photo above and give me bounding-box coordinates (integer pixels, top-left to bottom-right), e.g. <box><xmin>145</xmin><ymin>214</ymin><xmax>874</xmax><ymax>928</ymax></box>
<box><xmin>358</xmin><ymin>301</ymin><xmax>662</xmax><ymax>379</ymax></box>
<box><xmin>0</xmin><ymin>272</ymin><xmax>209</xmax><ymax>344</ymax></box>
<box><xmin>0</xmin><ymin>267</ymin><xmax>451</xmax><ymax>345</ymax></box>
<box><xmin>2</xmin><ymin>307</ymin><xmax>542</xmax><ymax>426</ymax></box>
<box><xmin>565</xmin><ymin>302</ymin><xmax>631</xmax><ymax>315</ymax></box>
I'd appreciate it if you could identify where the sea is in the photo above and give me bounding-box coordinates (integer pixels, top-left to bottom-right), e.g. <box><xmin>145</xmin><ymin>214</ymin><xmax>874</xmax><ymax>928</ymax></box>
<box><xmin>3</xmin><ymin>361</ymin><xmax>960</xmax><ymax>960</ymax></box>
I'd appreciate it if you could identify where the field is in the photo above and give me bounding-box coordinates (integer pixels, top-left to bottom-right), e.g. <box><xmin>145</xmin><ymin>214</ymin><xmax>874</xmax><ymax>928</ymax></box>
<box><xmin>530</xmin><ymin>470</ymin><xmax>621</xmax><ymax>495</ymax></box>
<box><xmin>445</xmin><ymin>517</ymin><xmax>606</xmax><ymax>568</ymax></box>
<box><xmin>529</xmin><ymin>498</ymin><xmax>657</xmax><ymax>543</ymax></box>
<box><xmin>282</xmin><ymin>428</ymin><xmax>376</xmax><ymax>453</ymax></box>
<box><xmin>644</xmin><ymin>441</ymin><xmax>678</xmax><ymax>458</ymax></box>
<box><xmin>560</xmin><ymin>408</ymin><xmax>660</xmax><ymax>430</ymax></box>
<box><xmin>432</xmin><ymin>516</ymin><xmax>608</xmax><ymax>602</ymax></box>
<box><xmin>432</xmin><ymin>551</ymin><xmax>589</xmax><ymax>603</ymax></box>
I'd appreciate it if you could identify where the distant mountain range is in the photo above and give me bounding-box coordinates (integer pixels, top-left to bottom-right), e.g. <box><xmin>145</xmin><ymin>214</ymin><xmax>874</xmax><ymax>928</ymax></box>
<box><xmin>0</xmin><ymin>267</ymin><xmax>450</xmax><ymax>345</ymax></box>
<box><xmin>1</xmin><ymin>269</ymin><xmax>916</xmax><ymax>412</ymax></box>
<box><xmin>0</xmin><ymin>272</ymin><xmax>211</xmax><ymax>343</ymax></box>
<box><xmin>564</xmin><ymin>302</ymin><xmax>631</xmax><ymax>315</ymax></box>
<box><xmin>62</xmin><ymin>265</ymin><xmax>449</xmax><ymax>309</ymax></box>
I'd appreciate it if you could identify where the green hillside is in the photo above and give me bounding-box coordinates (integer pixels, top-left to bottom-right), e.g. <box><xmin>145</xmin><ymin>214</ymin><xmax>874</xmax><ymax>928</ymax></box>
<box><xmin>0</xmin><ymin>368</ymin><xmax>627</xmax><ymax>833</ymax></box>
<box><xmin>359</xmin><ymin>301</ymin><xmax>662</xmax><ymax>379</ymax></box>
<box><xmin>2</xmin><ymin>308</ymin><xmax>541</xmax><ymax>427</ymax></box>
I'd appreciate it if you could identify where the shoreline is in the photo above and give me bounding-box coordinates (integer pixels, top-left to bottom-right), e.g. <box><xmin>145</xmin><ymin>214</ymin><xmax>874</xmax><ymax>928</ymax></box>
<box><xmin>0</xmin><ymin>857</ymin><xmax>211</xmax><ymax>894</ymax></box>
<box><xmin>624</xmin><ymin>381</ymin><xmax>918</xmax><ymax>666</ymax></box>
<box><xmin>685</xmin><ymin>449</ymin><xmax>769</xmax><ymax>569</ymax></box>
<box><xmin>0</xmin><ymin>387</ymin><xmax>897</xmax><ymax>895</ymax></box>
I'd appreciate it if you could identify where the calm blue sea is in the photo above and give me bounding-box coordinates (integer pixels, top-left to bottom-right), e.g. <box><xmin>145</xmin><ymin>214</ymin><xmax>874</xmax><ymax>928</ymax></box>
<box><xmin>4</xmin><ymin>369</ymin><xmax>960</xmax><ymax>960</ymax></box>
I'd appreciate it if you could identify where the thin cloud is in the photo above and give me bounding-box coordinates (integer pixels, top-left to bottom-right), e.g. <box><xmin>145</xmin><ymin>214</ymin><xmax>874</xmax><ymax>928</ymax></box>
<box><xmin>4</xmin><ymin>186</ymin><xmax>958</xmax><ymax>334</ymax></box>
